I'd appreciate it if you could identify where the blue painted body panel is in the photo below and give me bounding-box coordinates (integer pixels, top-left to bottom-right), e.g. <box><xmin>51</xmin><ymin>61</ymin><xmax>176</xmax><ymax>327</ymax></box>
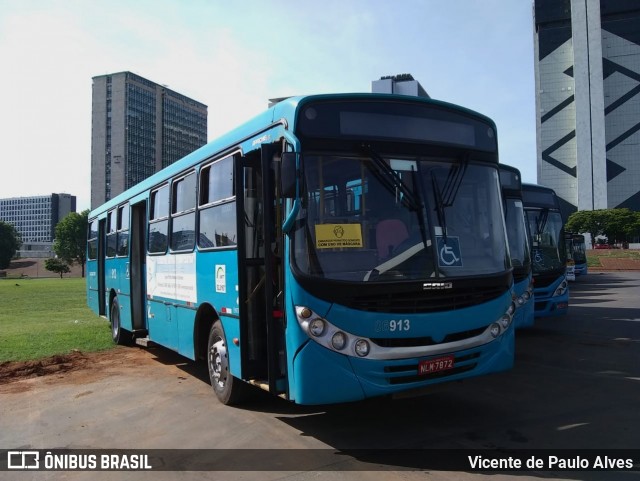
<box><xmin>284</xmin><ymin>273</ymin><xmax>515</xmax><ymax>404</ymax></box>
<box><xmin>86</xmin><ymin>260</ymin><xmax>100</xmax><ymax>314</ymax></box>
<box><xmin>103</xmin><ymin>256</ymin><xmax>132</xmax><ymax>329</ymax></box>
<box><xmin>533</xmin><ymin>275</ymin><xmax>569</xmax><ymax>318</ymax></box>
<box><xmin>513</xmin><ymin>275</ymin><xmax>535</xmax><ymax>329</ymax></box>
<box><xmin>574</xmin><ymin>262</ymin><xmax>588</xmax><ymax>276</ymax></box>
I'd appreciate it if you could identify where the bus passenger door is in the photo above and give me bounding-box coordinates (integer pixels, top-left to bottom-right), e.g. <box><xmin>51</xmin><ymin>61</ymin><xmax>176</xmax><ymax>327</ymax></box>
<box><xmin>236</xmin><ymin>145</ymin><xmax>287</xmax><ymax>396</ymax></box>
<box><xmin>98</xmin><ymin>218</ymin><xmax>106</xmax><ymax>316</ymax></box>
<box><xmin>130</xmin><ymin>201</ymin><xmax>147</xmax><ymax>334</ymax></box>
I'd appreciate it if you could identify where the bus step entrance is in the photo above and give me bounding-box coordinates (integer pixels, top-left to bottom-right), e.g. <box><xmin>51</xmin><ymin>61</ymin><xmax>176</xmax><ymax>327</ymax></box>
<box><xmin>134</xmin><ymin>337</ymin><xmax>156</xmax><ymax>348</ymax></box>
<box><xmin>247</xmin><ymin>379</ymin><xmax>288</xmax><ymax>399</ymax></box>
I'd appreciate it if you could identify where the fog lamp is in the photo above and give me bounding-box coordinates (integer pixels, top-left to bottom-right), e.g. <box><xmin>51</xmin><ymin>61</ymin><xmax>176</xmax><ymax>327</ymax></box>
<box><xmin>354</xmin><ymin>339</ymin><xmax>370</xmax><ymax>357</ymax></box>
<box><xmin>331</xmin><ymin>332</ymin><xmax>347</xmax><ymax>350</ymax></box>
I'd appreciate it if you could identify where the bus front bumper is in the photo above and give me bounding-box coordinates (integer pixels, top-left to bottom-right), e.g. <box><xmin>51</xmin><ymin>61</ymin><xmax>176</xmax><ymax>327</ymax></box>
<box><xmin>290</xmin><ymin>329</ymin><xmax>514</xmax><ymax>405</ymax></box>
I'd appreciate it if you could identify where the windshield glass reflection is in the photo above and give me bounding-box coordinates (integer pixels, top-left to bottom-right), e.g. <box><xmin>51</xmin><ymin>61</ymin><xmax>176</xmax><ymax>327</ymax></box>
<box><xmin>292</xmin><ymin>154</ymin><xmax>509</xmax><ymax>282</ymax></box>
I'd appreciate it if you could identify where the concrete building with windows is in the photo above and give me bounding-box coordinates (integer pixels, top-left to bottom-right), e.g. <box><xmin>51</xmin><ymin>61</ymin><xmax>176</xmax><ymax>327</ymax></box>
<box><xmin>533</xmin><ymin>0</ymin><xmax>640</xmax><ymax>220</ymax></box>
<box><xmin>371</xmin><ymin>73</ymin><xmax>430</xmax><ymax>98</ymax></box>
<box><xmin>0</xmin><ymin>193</ymin><xmax>76</xmax><ymax>258</ymax></box>
<box><xmin>91</xmin><ymin>71</ymin><xmax>208</xmax><ymax>209</ymax></box>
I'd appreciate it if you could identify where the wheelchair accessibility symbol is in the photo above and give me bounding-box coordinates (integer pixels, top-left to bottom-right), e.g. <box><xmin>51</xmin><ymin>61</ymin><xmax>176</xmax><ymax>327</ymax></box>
<box><xmin>533</xmin><ymin>249</ymin><xmax>543</xmax><ymax>264</ymax></box>
<box><xmin>436</xmin><ymin>236</ymin><xmax>463</xmax><ymax>267</ymax></box>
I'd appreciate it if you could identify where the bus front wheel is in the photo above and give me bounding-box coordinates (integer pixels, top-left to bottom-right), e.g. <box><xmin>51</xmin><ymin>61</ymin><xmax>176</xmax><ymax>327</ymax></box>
<box><xmin>110</xmin><ymin>297</ymin><xmax>130</xmax><ymax>345</ymax></box>
<box><xmin>207</xmin><ymin>320</ymin><xmax>247</xmax><ymax>405</ymax></box>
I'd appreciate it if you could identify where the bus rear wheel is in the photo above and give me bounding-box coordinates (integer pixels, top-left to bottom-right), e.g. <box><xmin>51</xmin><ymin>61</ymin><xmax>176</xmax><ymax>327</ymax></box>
<box><xmin>207</xmin><ymin>320</ymin><xmax>247</xmax><ymax>405</ymax></box>
<box><xmin>110</xmin><ymin>297</ymin><xmax>131</xmax><ymax>345</ymax></box>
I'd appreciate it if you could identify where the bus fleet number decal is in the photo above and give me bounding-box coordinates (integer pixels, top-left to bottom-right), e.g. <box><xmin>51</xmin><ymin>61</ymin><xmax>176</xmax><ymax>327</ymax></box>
<box><xmin>375</xmin><ymin>319</ymin><xmax>410</xmax><ymax>333</ymax></box>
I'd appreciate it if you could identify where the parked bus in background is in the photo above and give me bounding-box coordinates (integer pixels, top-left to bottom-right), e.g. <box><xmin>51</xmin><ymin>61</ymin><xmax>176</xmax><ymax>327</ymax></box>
<box><xmin>87</xmin><ymin>93</ymin><xmax>516</xmax><ymax>406</ymax></box>
<box><xmin>522</xmin><ymin>183</ymin><xmax>569</xmax><ymax>318</ymax></box>
<box><xmin>571</xmin><ymin>233</ymin><xmax>588</xmax><ymax>275</ymax></box>
<box><xmin>499</xmin><ymin>165</ymin><xmax>534</xmax><ymax>328</ymax></box>
<box><xmin>565</xmin><ymin>233</ymin><xmax>576</xmax><ymax>282</ymax></box>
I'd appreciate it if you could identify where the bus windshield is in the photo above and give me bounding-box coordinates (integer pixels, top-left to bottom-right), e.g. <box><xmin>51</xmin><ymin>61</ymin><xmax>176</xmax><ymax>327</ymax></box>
<box><xmin>526</xmin><ymin>209</ymin><xmax>565</xmax><ymax>272</ymax></box>
<box><xmin>504</xmin><ymin>198</ymin><xmax>531</xmax><ymax>271</ymax></box>
<box><xmin>293</xmin><ymin>153</ymin><xmax>509</xmax><ymax>282</ymax></box>
<box><xmin>573</xmin><ymin>235</ymin><xmax>587</xmax><ymax>263</ymax></box>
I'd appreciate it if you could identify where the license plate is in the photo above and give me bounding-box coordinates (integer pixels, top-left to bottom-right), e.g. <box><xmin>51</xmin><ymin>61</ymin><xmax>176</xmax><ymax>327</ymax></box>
<box><xmin>418</xmin><ymin>355</ymin><xmax>455</xmax><ymax>375</ymax></box>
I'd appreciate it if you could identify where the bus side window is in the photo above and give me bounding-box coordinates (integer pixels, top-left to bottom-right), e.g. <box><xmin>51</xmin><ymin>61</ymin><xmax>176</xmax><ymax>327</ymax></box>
<box><xmin>116</xmin><ymin>204</ymin><xmax>129</xmax><ymax>257</ymax></box>
<box><xmin>198</xmin><ymin>157</ymin><xmax>236</xmax><ymax>249</ymax></box>
<box><xmin>171</xmin><ymin>172</ymin><xmax>196</xmax><ymax>252</ymax></box>
<box><xmin>149</xmin><ymin>184</ymin><xmax>169</xmax><ymax>254</ymax></box>
<box><xmin>106</xmin><ymin>210</ymin><xmax>117</xmax><ymax>257</ymax></box>
<box><xmin>87</xmin><ymin>219</ymin><xmax>98</xmax><ymax>260</ymax></box>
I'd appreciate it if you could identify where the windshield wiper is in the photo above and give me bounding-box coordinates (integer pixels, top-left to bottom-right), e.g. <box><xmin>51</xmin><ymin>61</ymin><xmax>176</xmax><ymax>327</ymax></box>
<box><xmin>410</xmin><ymin>163</ymin><xmax>430</xmax><ymax>252</ymax></box>
<box><xmin>362</xmin><ymin>144</ymin><xmax>430</xmax><ymax>253</ymax></box>
<box><xmin>431</xmin><ymin>172</ymin><xmax>448</xmax><ymax>243</ymax></box>
<box><xmin>536</xmin><ymin>208</ymin><xmax>549</xmax><ymax>235</ymax></box>
<box><xmin>430</xmin><ymin>156</ymin><xmax>469</xmax><ymax>243</ymax></box>
<box><xmin>361</xmin><ymin>144</ymin><xmax>420</xmax><ymax>212</ymax></box>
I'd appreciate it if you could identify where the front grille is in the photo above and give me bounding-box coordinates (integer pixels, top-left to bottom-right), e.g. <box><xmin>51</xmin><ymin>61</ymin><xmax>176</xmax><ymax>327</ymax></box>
<box><xmin>371</xmin><ymin>326</ymin><xmax>486</xmax><ymax>348</ymax></box>
<box><xmin>534</xmin><ymin>301</ymin><xmax>548</xmax><ymax>312</ymax></box>
<box><xmin>385</xmin><ymin>352</ymin><xmax>480</xmax><ymax>385</ymax></box>
<box><xmin>534</xmin><ymin>270</ymin><xmax>564</xmax><ymax>288</ymax></box>
<box><xmin>347</xmin><ymin>285</ymin><xmax>506</xmax><ymax>313</ymax></box>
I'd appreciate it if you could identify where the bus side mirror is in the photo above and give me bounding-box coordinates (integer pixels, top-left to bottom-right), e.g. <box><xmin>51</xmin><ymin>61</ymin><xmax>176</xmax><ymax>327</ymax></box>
<box><xmin>281</xmin><ymin>152</ymin><xmax>298</xmax><ymax>198</ymax></box>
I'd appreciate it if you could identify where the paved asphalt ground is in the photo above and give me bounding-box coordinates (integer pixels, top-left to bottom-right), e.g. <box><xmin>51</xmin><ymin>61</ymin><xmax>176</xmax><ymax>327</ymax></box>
<box><xmin>1</xmin><ymin>271</ymin><xmax>639</xmax><ymax>481</ymax></box>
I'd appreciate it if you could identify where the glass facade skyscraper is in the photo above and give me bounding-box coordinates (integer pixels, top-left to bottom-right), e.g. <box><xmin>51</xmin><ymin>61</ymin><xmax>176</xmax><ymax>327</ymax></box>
<box><xmin>91</xmin><ymin>72</ymin><xmax>207</xmax><ymax>209</ymax></box>
<box><xmin>534</xmin><ymin>0</ymin><xmax>640</xmax><ymax>220</ymax></box>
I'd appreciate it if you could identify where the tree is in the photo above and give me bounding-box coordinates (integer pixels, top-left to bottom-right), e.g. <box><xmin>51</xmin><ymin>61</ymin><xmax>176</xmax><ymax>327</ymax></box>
<box><xmin>565</xmin><ymin>209</ymin><xmax>609</xmax><ymax>246</ymax></box>
<box><xmin>602</xmin><ymin>208</ymin><xmax>639</xmax><ymax>245</ymax></box>
<box><xmin>0</xmin><ymin>221</ymin><xmax>21</xmax><ymax>269</ymax></box>
<box><xmin>566</xmin><ymin>208</ymin><xmax>640</xmax><ymax>247</ymax></box>
<box><xmin>53</xmin><ymin>210</ymin><xmax>89</xmax><ymax>277</ymax></box>
<box><xmin>44</xmin><ymin>257</ymin><xmax>71</xmax><ymax>278</ymax></box>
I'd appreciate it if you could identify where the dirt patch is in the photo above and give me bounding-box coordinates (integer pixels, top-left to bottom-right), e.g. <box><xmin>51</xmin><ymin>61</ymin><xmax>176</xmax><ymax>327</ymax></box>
<box><xmin>0</xmin><ymin>350</ymin><xmax>91</xmax><ymax>384</ymax></box>
<box><xmin>0</xmin><ymin>347</ymin><xmax>150</xmax><ymax>386</ymax></box>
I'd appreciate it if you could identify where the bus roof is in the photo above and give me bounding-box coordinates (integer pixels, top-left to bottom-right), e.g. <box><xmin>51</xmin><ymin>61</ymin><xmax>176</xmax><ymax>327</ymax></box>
<box><xmin>521</xmin><ymin>183</ymin><xmax>561</xmax><ymax>209</ymax></box>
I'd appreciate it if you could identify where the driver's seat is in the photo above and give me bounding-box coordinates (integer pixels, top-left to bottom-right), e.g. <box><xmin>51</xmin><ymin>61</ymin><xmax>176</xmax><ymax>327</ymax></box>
<box><xmin>376</xmin><ymin>219</ymin><xmax>409</xmax><ymax>259</ymax></box>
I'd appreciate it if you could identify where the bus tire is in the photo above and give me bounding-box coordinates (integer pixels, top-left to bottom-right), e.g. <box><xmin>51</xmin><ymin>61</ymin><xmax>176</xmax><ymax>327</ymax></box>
<box><xmin>110</xmin><ymin>297</ymin><xmax>131</xmax><ymax>345</ymax></box>
<box><xmin>207</xmin><ymin>320</ymin><xmax>247</xmax><ymax>405</ymax></box>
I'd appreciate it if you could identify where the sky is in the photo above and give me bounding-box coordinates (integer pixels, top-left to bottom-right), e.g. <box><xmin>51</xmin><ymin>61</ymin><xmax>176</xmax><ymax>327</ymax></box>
<box><xmin>0</xmin><ymin>0</ymin><xmax>537</xmax><ymax>212</ymax></box>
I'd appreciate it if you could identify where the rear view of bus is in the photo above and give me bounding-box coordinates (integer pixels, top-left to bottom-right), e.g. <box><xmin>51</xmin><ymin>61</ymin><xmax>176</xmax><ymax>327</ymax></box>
<box><xmin>522</xmin><ymin>183</ymin><xmax>569</xmax><ymax>318</ymax></box>
<box><xmin>499</xmin><ymin>165</ymin><xmax>534</xmax><ymax>328</ymax></box>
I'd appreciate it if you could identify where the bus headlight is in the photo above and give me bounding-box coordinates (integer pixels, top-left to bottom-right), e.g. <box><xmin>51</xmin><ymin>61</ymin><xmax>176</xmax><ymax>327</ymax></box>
<box><xmin>522</xmin><ymin>290</ymin><xmax>531</xmax><ymax>301</ymax></box>
<box><xmin>516</xmin><ymin>296</ymin><xmax>525</xmax><ymax>306</ymax></box>
<box><xmin>354</xmin><ymin>339</ymin><xmax>370</xmax><ymax>357</ymax></box>
<box><xmin>554</xmin><ymin>280</ymin><xmax>568</xmax><ymax>297</ymax></box>
<box><xmin>500</xmin><ymin>315</ymin><xmax>511</xmax><ymax>329</ymax></box>
<box><xmin>490</xmin><ymin>323</ymin><xmax>501</xmax><ymax>338</ymax></box>
<box><xmin>506</xmin><ymin>302</ymin><xmax>516</xmax><ymax>316</ymax></box>
<box><xmin>309</xmin><ymin>318</ymin><xmax>326</xmax><ymax>337</ymax></box>
<box><xmin>332</xmin><ymin>332</ymin><xmax>347</xmax><ymax>350</ymax></box>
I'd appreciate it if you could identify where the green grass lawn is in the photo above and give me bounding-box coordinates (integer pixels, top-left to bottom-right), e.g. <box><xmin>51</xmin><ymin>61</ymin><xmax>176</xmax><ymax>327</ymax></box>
<box><xmin>587</xmin><ymin>249</ymin><xmax>640</xmax><ymax>267</ymax></box>
<box><xmin>0</xmin><ymin>278</ymin><xmax>114</xmax><ymax>363</ymax></box>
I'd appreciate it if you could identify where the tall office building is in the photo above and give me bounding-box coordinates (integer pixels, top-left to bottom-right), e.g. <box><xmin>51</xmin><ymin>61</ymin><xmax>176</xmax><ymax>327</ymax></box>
<box><xmin>0</xmin><ymin>194</ymin><xmax>76</xmax><ymax>258</ymax></box>
<box><xmin>91</xmin><ymin>71</ymin><xmax>208</xmax><ymax>209</ymax></box>
<box><xmin>371</xmin><ymin>73</ymin><xmax>430</xmax><ymax>98</ymax></box>
<box><xmin>533</xmin><ymin>0</ymin><xmax>640</xmax><ymax>220</ymax></box>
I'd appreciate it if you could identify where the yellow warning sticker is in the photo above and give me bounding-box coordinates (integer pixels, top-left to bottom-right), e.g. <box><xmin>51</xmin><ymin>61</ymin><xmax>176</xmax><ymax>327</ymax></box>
<box><xmin>315</xmin><ymin>224</ymin><xmax>363</xmax><ymax>249</ymax></box>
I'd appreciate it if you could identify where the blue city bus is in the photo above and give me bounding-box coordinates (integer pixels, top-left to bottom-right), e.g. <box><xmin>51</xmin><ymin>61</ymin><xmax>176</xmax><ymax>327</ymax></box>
<box><xmin>521</xmin><ymin>183</ymin><xmax>568</xmax><ymax>318</ymax></box>
<box><xmin>564</xmin><ymin>233</ymin><xmax>576</xmax><ymax>282</ymax></box>
<box><xmin>499</xmin><ymin>165</ymin><xmax>534</xmax><ymax>328</ymax></box>
<box><xmin>570</xmin><ymin>233</ymin><xmax>588</xmax><ymax>275</ymax></box>
<box><xmin>87</xmin><ymin>93</ymin><xmax>516</xmax><ymax>405</ymax></box>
